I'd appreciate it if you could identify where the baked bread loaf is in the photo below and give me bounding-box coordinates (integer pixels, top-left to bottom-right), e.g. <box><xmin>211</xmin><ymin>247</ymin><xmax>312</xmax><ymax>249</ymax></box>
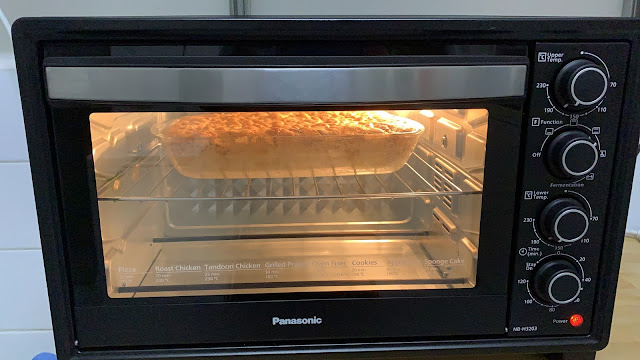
<box><xmin>157</xmin><ymin>111</ymin><xmax>424</xmax><ymax>179</ymax></box>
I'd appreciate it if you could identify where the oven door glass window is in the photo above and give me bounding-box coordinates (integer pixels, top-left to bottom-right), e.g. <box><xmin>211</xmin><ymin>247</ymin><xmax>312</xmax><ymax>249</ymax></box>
<box><xmin>90</xmin><ymin>110</ymin><xmax>487</xmax><ymax>298</ymax></box>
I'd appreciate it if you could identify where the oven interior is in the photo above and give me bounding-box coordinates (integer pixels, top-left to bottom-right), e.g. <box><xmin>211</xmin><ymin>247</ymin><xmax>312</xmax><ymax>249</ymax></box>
<box><xmin>90</xmin><ymin>109</ymin><xmax>487</xmax><ymax>298</ymax></box>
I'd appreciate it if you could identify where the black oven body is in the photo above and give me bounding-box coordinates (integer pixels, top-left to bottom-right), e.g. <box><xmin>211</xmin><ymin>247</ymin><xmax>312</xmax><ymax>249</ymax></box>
<box><xmin>11</xmin><ymin>17</ymin><xmax>640</xmax><ymax>360</ymax></box>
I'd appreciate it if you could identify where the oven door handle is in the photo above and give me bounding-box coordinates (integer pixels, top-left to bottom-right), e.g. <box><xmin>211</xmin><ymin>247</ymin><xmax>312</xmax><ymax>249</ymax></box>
<box><xmin>45</xmin><ymin>65</ymin><xmax>527</xmax><ymax>104</ymax></box>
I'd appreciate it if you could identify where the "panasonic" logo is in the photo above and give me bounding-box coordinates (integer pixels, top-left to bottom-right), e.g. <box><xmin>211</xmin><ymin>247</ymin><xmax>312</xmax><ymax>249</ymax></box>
<box><xmin>272</xmin><ymin>316</ymin><xmax>323</xmax><ymax>326</ymax></box>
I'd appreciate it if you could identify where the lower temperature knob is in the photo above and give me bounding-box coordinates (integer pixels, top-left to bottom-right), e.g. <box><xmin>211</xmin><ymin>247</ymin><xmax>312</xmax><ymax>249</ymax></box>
<box><xmin>532</xmin><ymin>258</ymin><xmax>582</xmax><ymax>305</ymax></box>
<box><xmin>539</xmin><ymin>198</ymin><xmax>589</xmax><ymax>243</ymax></box>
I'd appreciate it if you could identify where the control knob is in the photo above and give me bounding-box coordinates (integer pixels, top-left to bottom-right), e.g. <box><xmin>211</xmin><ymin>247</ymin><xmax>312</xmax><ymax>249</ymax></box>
<box><xmin>539</xmin><ymin>197</ymin><xmax>589</xmax><ymax>243</ymax></box>
<box><xmin>531</xmin><ymin>258</ymin><xmax>582</xmax><ymax>305</ymax></box>
<box><xmin>554</xmin><ymin>59</ymin><xmax>609</xmax><ymax>111</ymax></box>
<box><xmin>545</xmin><ymin>130</ymin><xmax>598</xmax><ymax>178</ymax></box>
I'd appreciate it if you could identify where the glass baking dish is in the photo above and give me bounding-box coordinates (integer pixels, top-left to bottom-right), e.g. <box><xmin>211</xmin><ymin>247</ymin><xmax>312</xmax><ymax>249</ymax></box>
<box><xmin>151</xmin><ymin>111</ymin><xmax>424</xmax><ymax>179</ymax></box>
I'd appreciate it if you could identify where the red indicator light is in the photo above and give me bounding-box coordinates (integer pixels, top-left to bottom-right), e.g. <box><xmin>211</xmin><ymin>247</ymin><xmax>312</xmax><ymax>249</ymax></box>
<box><xmin>570</xmin><ymin>314</ymin><xmax>584</xmax><ymax>327</ymax></box>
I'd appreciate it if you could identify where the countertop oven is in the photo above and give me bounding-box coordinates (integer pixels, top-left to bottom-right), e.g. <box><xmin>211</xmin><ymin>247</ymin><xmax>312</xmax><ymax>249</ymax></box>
<box><xmin>11</xmin><ymin>17</ymin><xmax>640</xmax><ymax>360</ymax></box>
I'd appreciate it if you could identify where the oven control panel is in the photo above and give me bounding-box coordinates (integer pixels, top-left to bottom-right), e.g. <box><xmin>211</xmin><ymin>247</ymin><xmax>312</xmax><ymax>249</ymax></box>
<box><xmin>508</xmin><ymin>43</ymin><xmax>629</xmax><ymax>336</ymax></box>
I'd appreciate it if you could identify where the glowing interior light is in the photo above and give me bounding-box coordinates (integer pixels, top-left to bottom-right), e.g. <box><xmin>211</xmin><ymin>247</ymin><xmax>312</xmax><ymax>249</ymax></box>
<box><xmin>420</xmin><ymin>110</ymin><xmax>435</xmax><ymax>118</ymax></box>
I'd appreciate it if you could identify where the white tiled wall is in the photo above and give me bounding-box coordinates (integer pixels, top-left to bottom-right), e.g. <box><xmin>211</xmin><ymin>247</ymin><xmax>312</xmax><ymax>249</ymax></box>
<box><xmin>0</xmin><ymin>331</ymin><xmax>56</xmax><ymax>360</ymax></box>
<box><xmin>250</xmin><ymin>0</ymin><xmax>625</xmax><ymax>16</ymax></box>
<box><xmin>626</xmin><ymin>156</ymin><xmax>640</xmax><ymax>235</ymax></box>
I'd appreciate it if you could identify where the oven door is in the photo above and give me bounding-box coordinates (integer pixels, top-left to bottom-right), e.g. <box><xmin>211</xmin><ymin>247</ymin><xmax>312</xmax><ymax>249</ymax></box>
<box><xmin>44</xmin><ymin>56</ymin><xmax>527</xmax><ymax>348</ymax></box>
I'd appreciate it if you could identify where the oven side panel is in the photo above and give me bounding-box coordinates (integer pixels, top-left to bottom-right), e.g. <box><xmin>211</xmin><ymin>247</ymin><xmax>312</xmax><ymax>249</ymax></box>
<box><xmin>508</xmin><ymin>42</ymin><xmax>631</xmax><ymax>336</ymax></box>
<box><xmin>11</xmin><ymin>23</ymin><xmax>78</xmax><ymax>360</ymax></box>
<box><xmin>589</xmin><ymin>34</ymin><xmax>640</xmax><ymax>348</ymax></box>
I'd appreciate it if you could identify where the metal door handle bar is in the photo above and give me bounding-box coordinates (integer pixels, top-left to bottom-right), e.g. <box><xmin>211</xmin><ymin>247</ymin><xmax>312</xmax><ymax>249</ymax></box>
<box><xmin>46</xmin><ymin>65</ymin><xmax>527</xmax><ymax>103</ymax></box>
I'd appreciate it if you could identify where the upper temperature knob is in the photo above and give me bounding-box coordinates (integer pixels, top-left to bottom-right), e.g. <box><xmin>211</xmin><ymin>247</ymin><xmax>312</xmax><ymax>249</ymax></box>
<box><xmin>554</xmin><ymin>59</ymin><xmax>609</xmax><ymax>111</ymax></box>
<box><xmin>539</xmin><ymin>197</ymin><xmax>589</xmax><ymax>243</ymax></box>
<box><xmin>545</xmin><ymin>130</ymin><xmax>598</xmax><ymax>178</ymax></box>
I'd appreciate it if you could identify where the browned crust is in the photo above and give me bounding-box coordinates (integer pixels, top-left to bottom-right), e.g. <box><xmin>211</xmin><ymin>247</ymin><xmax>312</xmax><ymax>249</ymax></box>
<box><xmin>164</xmin><ymin>111</ymin><xmax>424</xmax><ymax>140</ymax></box>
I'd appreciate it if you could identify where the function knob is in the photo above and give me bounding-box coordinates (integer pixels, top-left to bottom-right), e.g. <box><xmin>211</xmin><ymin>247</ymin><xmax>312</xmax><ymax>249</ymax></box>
<box><xmin>554</xmin><ymin>59</ymin><xmax>609</xmax><ymax>111</ymax></box>
<box><xmin>545</xmin><ymin>130</ymin><xmax>598</xmax><ymax>178</ymax></box>
<box><xmin>532</xmin><ymin>258</ymin><xmax>582</xmax><ymax>305</ymax></box>
<box><xmin>539</xmin><ymin>198</ymin><xmax>589</xmax><ymax>243</ymax></box>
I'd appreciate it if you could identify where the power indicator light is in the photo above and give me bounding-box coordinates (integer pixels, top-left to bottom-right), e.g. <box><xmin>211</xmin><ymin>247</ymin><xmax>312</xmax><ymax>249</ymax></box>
<box><xmin>570</xmin><ymin>314</ymin><xmax>584</xmax><ymax>327</ymax></box>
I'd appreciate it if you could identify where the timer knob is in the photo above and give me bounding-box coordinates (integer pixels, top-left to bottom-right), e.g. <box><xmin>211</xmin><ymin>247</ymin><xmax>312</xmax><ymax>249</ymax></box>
<box><xmin>532</xmin><ymin>258</ymin><xmax>582</xmax><ymax>305</ymax></box>
<box><xmin>539</xmin><ymin>198</ymin><xmax>589</xmax><ymax>243</ymax></box>
<box><xmin>554</xmin><ymin>59</ymin><xmax>609</xmax><ymax>111</ymax></box>
<box><xmin>545</xmin><ymin>130</ymin><xmax>598</xmax><ymax>178</ymax></box>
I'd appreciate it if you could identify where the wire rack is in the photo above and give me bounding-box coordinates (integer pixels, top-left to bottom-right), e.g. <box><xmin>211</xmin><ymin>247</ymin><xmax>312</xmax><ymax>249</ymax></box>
<box><xmin>97</xmin><ymin>146</ymin><xmax>482</xmax><ymax>201</ymax></box>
